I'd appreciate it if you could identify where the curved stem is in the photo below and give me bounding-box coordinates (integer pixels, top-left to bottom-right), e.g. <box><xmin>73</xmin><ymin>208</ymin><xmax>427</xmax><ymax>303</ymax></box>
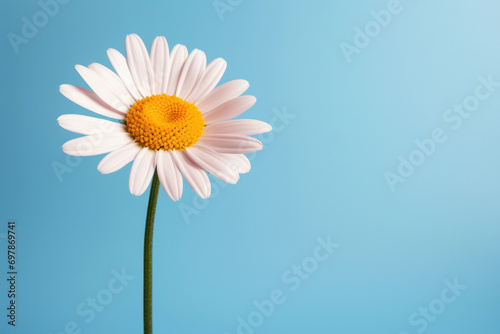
<box><xmin>144</xmin><ymin>170</ymin><xmax>160</xmax><ymax>334</ymax></box>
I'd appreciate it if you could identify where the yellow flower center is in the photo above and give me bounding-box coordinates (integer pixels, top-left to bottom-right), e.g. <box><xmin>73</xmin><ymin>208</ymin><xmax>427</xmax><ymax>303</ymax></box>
<box><xmin>125</xmin><ymin>94</ymin><xmax>205</xmax><ymax>151</ymax></box>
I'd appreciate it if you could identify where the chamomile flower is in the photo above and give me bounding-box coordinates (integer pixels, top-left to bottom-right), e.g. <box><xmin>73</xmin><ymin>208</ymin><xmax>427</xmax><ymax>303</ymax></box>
<box><xmin>58</xmin><ymin>34</ymin><xmax>271</xmax><ymax>200</ymax></box>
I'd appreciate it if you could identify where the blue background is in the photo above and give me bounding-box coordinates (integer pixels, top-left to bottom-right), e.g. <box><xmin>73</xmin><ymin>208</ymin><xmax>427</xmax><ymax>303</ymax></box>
<box><xmin>2</xmin><ymin>0</ymin><xmax>500</xmax><ymax>333</ymax></box>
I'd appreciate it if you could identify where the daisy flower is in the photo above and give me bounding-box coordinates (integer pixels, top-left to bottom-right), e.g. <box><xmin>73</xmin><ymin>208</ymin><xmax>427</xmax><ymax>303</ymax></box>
<box><xmin>58</xmin><ymin>34</ymin><xmax>271</xmax><ymax>201</ymax></box>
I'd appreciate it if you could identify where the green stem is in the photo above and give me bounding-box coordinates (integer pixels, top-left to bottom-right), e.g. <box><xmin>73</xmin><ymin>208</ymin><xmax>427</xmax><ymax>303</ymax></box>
<box><xmin>144</xmin><ymin>170</ymin><xmax>160</xmax><ymax>334</ymax></box>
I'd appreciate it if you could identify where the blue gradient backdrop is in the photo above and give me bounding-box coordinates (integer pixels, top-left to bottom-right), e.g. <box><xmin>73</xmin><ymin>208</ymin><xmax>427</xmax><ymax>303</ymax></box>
<box><xmin>2</xmin><ymin>0</ymin><xmax>500</xmax><ymax>333</ymax></box>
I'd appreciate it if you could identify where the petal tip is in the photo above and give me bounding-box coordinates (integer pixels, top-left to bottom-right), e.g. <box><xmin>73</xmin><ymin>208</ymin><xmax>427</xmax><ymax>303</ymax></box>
<box><xmin>106</xmin><ymin>48</ymin><xmax>118</xmax><ymax>56</ymax></box>
<box><xmin>61</xmin><ymin>144</ymin><xmax>70</xmax><ymax>154</ymax></box>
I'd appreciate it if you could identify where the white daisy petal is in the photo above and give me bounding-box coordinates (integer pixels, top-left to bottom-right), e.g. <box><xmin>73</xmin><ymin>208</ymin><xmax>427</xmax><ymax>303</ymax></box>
<box><xmin>97</xmin><ymin>142</ymin><xmax>142</xmax><ymax>174</ymax></box>
<box><xmin>75</xmin><ymin>65</ymin><xmax>130</xmax><ymax>112</ymax></box>
<box><xmin>188</xmin><ymin>58</ymin><xmax>227</xmax><ymax>103</ymax></box>
<box><xmin>175</xmin><ymin>49</ymin><xmax>206</xmax><ymax>100</ymax></box>
<box><xmin>166</xmin><ymin>44</ymin><xmax>188</xmax><ymax>96</ymax></box>
<box><xmin>197</xmin><ymin>134</ymin><xmax>263</xmax><ymax>154</ymax></box>
<box><xmin>196</xmin><ymin>79</ymin><xmax>249</xmax><ymax>113</ymax></box>
<box><xmin>220</xmin><ymin>153</ymin><xmax>251</xmax><ymax>174</ymax></box>
<box><xmin>156</xmin><ymin>150</ymin><xmax>183</xmax><ymax>201</ymax></box>
<box><xmin>186</xmin><ymin>146</ymin><xmax>239</xmax><ymax>184</ymax></box>
<box><xmin>150</xmin><ymin>36</ymin><xmax>170</xmax><ymax>95</ymax></box>
<box><xmin>57</xmin><ymin>114</ymin><xmax>125</xmax><ymax>135</ymax></box>
<box><xmin>204</xmin><ymin>119</ymin><xmax>272</xmax><ymax>136</ymax></box>
<box><xmin>129</xmin><ymin>148</ymin><xmax>156</xmax><ymax>196</ymax></box>
<box><xmin>107</xmin><ymin>48</ymin><xmax>142</xmax><ymax>100</ymax></box>
<box><xmin>171</xmin><ymin>150</ymin><xmax>211</xmax><ymax>199</ymax></box>
<box><xmin>88</xmin><ymin>63</ymin><xmax>136</xmax><ymax>107</ymax></box>
<box><xmin>126</xmin><ymin>34</ymin><xmax>155</xmax><ymax>97</ymax></box>
<box><xmin>203</xmin><ymin>96</ymin><xmax>257</xmax><ymax>124</ymax></box>
<box><xmin>62</xmin><ymin>131</ymin><xmax>132</xmax><ymax>156</ymax></box>
<box><xmin>59</xmin><ymin>84</ymin><xmax>126</xmax><ymax>120</ymax></box>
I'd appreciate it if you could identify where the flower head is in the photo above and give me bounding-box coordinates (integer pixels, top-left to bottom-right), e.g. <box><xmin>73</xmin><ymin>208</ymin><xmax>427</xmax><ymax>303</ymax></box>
<box><xmin>58</xmin><ymin>34</ymin><xmax>271</xmax><ymax>200</ymax></box>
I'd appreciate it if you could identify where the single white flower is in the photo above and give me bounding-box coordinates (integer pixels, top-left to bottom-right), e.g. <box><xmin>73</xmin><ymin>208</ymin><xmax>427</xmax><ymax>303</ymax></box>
<box><xmin>58</xmin><ymin>34</ymin><xmax>271</xmax><ymax>200</ymax></box>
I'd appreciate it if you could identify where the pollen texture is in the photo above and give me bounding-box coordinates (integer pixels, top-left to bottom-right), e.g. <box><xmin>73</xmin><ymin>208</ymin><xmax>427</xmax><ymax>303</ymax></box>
<box><xmin>125</xmin><ymin>94</ymin><xmax>205</xmax><ymax>151</ymax></box>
